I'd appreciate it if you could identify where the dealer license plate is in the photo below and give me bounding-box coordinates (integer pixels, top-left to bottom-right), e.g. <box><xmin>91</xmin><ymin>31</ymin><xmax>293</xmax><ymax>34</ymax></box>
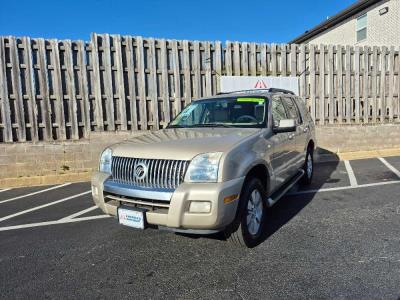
<box><xmin>118</xmin><ymin>206</ymin><xmax>146</xmax><ymax>229</ymax></box>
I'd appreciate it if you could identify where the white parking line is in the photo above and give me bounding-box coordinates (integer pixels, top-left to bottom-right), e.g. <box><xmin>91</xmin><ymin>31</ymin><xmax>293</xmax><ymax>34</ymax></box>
<box><xmin>0</xmin><ymin>215</ymin><xmax>110</xmax><ymax>232</ymax></box>
<box><xmin>60</xmin><ymin>206</ymin><xmax>98</xmax><ymax>221</ymax></box>
<box><xmin>0</xmin><ymin>191</ymin><xmax>90</xmax><ymax>223</ymax></box>
<box><xmin>0</xmin><ymin>188</ymin><xmax>11</xmax><ymax>193</ymax></box>
<box><xmin>0</xmin><ymin>183</ymin><xmax>72</xmax><ymax>204</ymax></box>
<box><xmin>378</xmin><ymin>157</ymin><xmax>400</xmax><ymax>178</ymax></box>
<box><xmin>288</xmin><ymin>180</ymin><xmax>400</xmax><ymax>196</ymax></box>
<box><xmin>344</xmin><ymin>160</ymin><xmax>358</xmax><ymax>187</ymax></box>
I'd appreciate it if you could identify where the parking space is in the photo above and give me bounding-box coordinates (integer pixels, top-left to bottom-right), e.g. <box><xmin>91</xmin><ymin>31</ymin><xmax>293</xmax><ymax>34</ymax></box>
<box><xmin>1</xmin><ymin>156</ymin><xmax>400</xmax><ymax>298</ymax></box>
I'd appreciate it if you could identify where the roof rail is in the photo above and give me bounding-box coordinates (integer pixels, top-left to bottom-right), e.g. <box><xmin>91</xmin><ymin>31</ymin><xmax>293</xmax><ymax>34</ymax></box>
<box><xmin>267</xmin><ymin>88</ymin><xmax>295</xmax><ymax>95</ymax></box>
<box><xmin>217</xmin><ymin>88</ymin><xmax>295</xmax><ymax>95</ymax></box>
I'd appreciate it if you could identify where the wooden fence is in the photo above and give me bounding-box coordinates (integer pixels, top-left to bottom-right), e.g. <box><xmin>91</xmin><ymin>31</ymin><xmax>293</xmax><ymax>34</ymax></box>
<box><xmin>0</xmin><ymin>34</ymin><xmax>399</xmax><ymax>142</ymax></box>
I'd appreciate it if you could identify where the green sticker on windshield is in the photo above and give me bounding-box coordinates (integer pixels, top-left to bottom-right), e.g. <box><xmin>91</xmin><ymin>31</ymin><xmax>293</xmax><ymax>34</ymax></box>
<box><xmin>237</xmin><ymin>97</ymin><xmax>265</xmax><ymax>104</ymax></box>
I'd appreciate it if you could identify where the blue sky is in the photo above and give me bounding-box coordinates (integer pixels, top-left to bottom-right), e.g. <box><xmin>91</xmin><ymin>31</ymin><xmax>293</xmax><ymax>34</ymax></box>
<box><xmin>0</xmin><ymin>0</ymin><xmax>356</xmax><ymax>43</ymax></box>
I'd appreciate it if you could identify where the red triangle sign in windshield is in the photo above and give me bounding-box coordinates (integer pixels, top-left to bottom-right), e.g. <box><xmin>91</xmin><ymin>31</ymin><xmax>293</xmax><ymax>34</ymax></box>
<box><xmin>254</xmin><ymin>80</ymin><xmax>267</xmax><ymax>89</ymax></box>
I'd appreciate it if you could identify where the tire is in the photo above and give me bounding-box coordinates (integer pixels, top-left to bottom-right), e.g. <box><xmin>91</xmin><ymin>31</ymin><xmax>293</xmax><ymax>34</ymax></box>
<box><xmin>300</xmin><ymin>147</ymin><xmax>314</xmax><ymax>186</ymax></box>
<box><xmin>225</xmin><ymin>177</ymin><xmax>267</xmax><ymax>248</ymax></box>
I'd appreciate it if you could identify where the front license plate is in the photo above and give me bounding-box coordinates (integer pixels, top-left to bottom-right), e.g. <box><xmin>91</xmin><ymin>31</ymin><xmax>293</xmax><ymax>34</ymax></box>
<box><xmin>118</xmin><ymin>207</ymin><xmax>146</xmax><ymax>229</ymax></box>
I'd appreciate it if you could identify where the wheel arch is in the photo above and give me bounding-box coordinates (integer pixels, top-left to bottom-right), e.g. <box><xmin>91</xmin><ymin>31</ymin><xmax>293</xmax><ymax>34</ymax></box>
<box><xmin>243</xmin><ymin>163</ymin><xmax>271</xmax><ymax>196</ymax></box>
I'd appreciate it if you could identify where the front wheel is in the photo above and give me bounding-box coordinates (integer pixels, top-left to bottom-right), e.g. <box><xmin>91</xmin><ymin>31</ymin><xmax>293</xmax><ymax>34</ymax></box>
<box><xmin>225</xmin><ymin>178</ymin><xmax>267</xmax><ymax>248</ymax></box>
<box><xmin>300</xmin><ymin>148</ymin><xmax>313</xmax><ymax>186</ymax></box>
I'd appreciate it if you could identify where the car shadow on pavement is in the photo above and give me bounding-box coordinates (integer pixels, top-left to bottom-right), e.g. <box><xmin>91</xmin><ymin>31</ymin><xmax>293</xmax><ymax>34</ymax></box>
<box><xmin>179</xmin><ymin>148</ymin><xmax>340</xmax><ymax>248</ymax></box>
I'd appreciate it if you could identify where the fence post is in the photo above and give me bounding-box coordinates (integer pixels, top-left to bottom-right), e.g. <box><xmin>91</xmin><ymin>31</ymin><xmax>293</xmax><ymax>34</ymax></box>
<box><xmin>0</xmin><ymin>37</ymin><xmax>12</xmax><ymax>142</ymax></box>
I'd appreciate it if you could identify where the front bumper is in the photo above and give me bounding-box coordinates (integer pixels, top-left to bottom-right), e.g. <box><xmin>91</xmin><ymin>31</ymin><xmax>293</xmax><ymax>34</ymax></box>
<box><xmin>91</xmin><ymin>172</ymin><xmax>244</xmax><ymax>232</ymax></box>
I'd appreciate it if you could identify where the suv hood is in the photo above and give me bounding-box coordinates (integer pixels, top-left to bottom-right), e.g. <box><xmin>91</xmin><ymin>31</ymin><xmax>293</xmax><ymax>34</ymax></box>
<box><xmin>111</xmin><ymin>128</ymin><xmax>260</xmax><ymax>160</ymax></box>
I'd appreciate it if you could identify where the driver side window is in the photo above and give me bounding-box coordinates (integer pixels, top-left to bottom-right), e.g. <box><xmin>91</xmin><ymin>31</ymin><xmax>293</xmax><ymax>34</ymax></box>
<box><xmin>271</xmin><ymin>97</ymin><xmax>287</xmax><ymax>127</ymax></box>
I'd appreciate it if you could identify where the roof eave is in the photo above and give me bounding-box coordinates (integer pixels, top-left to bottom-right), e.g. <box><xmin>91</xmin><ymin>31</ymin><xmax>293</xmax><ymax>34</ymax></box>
<box><xmin>289</xmin><ymin>0</ymin><xmax>382</xmax><ymax>44</ymax></box>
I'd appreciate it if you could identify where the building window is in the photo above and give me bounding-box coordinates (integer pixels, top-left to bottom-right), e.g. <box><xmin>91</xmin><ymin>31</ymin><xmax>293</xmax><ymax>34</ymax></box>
<box><xmin>356</xmin><ymin>14</ymin><xmax>367</xmax><ymax>42</ymax></box>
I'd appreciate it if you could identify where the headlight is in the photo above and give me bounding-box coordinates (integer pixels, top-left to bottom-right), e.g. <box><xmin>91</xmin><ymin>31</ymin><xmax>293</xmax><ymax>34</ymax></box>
<box><xmin>184</xmin><ymin>152</ymin><xmax>223</xmax><ymax>183</ymax></box>
<box><xmin>99</xmin><ymin>148</ymin><xmax>112</xmax><ymax>174</ymax></box>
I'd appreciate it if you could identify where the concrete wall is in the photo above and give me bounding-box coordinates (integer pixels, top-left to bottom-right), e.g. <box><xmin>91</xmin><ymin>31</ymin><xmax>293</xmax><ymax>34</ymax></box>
<box><xmin>1</xmin><ymin>124</ymin><xmax>400</xmax><ymax>187</ymax></box>
<box><xmin>306</xmin><ymin>0</ymin><xmax>400</xmax><ymax>46</ymax></box>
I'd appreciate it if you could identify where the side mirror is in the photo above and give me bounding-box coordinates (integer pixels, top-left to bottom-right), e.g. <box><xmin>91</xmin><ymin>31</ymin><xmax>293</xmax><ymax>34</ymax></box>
<box><xmin>273</xmin><ymin>119</ymin><xmax>296</xmax><ymax>133</ymax></box>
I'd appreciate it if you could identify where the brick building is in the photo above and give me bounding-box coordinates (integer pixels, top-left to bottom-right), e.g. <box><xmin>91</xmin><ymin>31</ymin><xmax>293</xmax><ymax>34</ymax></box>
<box><xmin>290</xmin><ymin>0</ymin><xmax>400</xmax><ymax>46</ymax></box>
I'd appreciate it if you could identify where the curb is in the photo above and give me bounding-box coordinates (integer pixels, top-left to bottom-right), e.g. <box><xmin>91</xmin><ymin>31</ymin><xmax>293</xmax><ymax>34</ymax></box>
<box><xmin>0</xmin><ymin>172</ymin><xmax>91</xmax><ymax>189</ymax></box>
<box><xmin>316</xmin><ymin>148</ymin><xmax>400</xmax><ymax>163</ymax></box>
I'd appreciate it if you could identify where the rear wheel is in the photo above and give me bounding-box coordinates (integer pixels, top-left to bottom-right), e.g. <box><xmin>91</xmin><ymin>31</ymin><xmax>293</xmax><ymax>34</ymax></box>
<box><xmin>300</xmin><ymin>147</ymin><xmax>313</xmax><ymax>185</ymax></box>
<box><xmin>226</xmin><ymin>177</ymin><xmax>267</xmax><ymax>248</ymax></box>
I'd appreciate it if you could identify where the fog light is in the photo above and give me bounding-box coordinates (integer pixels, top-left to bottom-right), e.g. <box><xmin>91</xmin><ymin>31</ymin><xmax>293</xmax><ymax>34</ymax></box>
<box><xmin>92</xmin><ymin>186</ymin><xmax>98</xmax><ymax>196</ymax></box>
<box><xmin>189</xmin><ymin>201</ymin><xmax>211</xmax><ymax>213</ymax></box>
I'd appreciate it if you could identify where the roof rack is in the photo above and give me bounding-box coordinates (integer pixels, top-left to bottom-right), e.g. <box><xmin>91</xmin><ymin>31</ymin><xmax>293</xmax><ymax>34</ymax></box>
<box><xmin>217</xmin><ymin>88</ymin><xmax>295</xmax><ymax>96</ymax></box>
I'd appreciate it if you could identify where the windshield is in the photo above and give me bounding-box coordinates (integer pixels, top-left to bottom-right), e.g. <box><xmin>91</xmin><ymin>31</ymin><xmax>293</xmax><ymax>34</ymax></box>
<box><xmin>167</xmin><ymin>97</ymin><xmax>267</xmax><ymax>128</ymax></box>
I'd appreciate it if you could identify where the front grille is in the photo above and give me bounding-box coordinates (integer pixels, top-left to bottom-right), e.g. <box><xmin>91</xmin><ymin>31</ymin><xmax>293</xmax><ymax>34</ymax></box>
<box><xmin>105</xmin><ymin>193</ymin><xmax>170</xmax><ymax>210</ymax></box>
<box><xmin>111</xmin><ymin>156</ymin><xmax>190</xmax><ymax>190</ymax></box>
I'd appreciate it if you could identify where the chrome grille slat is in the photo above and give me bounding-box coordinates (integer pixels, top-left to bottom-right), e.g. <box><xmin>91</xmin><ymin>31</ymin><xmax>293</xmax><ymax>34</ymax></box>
<box><xmin>111</xmin><ymin>156</ymin><xmax>189</xmax><ymax>190</ymax></box>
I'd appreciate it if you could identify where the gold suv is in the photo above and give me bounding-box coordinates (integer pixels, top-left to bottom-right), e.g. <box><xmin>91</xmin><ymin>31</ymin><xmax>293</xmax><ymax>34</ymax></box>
<box><xmin>91</xmin><ymin>88</ymin><xmax>316</xmax><ymax>247</ymax></box>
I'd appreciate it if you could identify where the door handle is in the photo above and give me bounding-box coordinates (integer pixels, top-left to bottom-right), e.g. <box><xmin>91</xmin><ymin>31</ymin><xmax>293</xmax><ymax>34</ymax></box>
<box><xmin>288</xmin><ymin>134</ymin><xmax>295</xmax><ymax>140</ymax></box>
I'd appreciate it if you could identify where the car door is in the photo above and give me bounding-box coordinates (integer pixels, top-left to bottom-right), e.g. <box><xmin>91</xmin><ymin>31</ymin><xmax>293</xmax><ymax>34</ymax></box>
<box><xmin>269</xmin><ymin>95</ymin><xmax>298</xmax><ymax>187</ymax></box>
<box><xmin>292</xmin><ymin>96</ymin><xmax>309</xmax><ymax>168</ymax></box>
<box><xmin>281</xmin><ymin>96</ymin><xmax>304</xmax><ymax>171</ymax></box>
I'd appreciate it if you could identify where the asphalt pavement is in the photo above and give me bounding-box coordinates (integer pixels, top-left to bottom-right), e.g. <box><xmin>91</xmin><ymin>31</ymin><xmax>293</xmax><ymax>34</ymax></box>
<box><xmin>1</xmin><ymin>157</ymin><xmax>400</xmax><ymax>299</ymax></box>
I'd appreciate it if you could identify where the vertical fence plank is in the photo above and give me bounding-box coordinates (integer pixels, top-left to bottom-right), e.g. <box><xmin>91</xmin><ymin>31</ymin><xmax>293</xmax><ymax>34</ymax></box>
<box><xmin>380</xmin><ymin>46</ymin><xmax>387</xmax><ymax>122</ymax></box>
<box><xmin>299</xmin><ymin>44</ymin><xmax>306</xmax><ymax>99</ymax></box>
<box><xmin>64</xmin><ymin>40</ymin><xmax>79</xmax><ymax>139</ymax></box>
<box><xmin>90</xmin><ymin>33</ymin><xmax>104</xmax><ymax>131</ymax></box>
<box><xmin>233</xmin><ymin>42</ymin><xmax>240</xmax><ymax>76</ymax></box>
<box><xmin>363</xmin><ymin>46</ymin><xmax>370</xmax><ymax>123</ymax></box>
<box><xmin>281</xmin><ymin>44</ymin><xmax>287</xmax><ymax>76</ymax></box>
<box><xmin>337</xmin><ymin>45</ymin><xmax>343</xmax><ymax>124</ymax></box>
<box><xmin>114</xmin><ymin>35</ymin><xmax>127</xmax><ymax>131</ymax></box>
<box><xmin>260</xmin><ymin>43</ymin><xmax>267</xmax><ymax>76</ymax></box>
<box><xmin>136</xmin><ymin>36</ymin><xmax>148</xmax><ymax>129</ymax></box>
<box><xmin>125</xmin><ymin>36</ymin><xmax>138</xmax><ymax>130</ymax></box>
<box><xmin>0</xmin><ymin>37</ymin><xmax>12</xmax><ymax>142</ymax></box>
<box><xmin>40</xmin><ymin>39</ymin><xmax>55</xmax><ymax>140</ymax></box>
<box><xmin>249</xmin><ymin>42</ymin><xmax>257</xmax><ymax>76</ymax></box>
<box><xmin>22</xmin><ymin>37</ymin><xmax>38</xmax><ymax>141</ymax></box>
<box><xmin>204</xmin><ymin>41</ymin><xmax>212</xmax><ymax>96</ymax></box>
<box><xmin>148</xmin><ymin>38</ymin><xmax>159</xmax><ymax>129</ymax></box>
<box><xmin>328</xmin><ymin>45</ymin><xmax>334</xmax><ymax>124</ymax></box>
<box><xmin>9</xmin><ymin>37</ymin><xmax>26</xmax><ymax>141</ymax></box>
<box><xmin>193</xmin><ymin>41</ymin><xmax>201</xmax><ymax>99</ymax></box>
<box><xmin>319</xmin><ymin>44</ymin><xmax>325</xmax><ymax>125</ymax></box>
<box><xmin>50</xmin><ymin>40</ymin><xmax>66</xmax><ymax>140</ymax></box>
<box><xmin>271</xmin><ymin>44</ymin><xmax>277</xmax><ymax>76</ymax></box>
<box><xmin>77</xmin><ymin>40</ymin><xmax>91</xmax><ymax>137</ymax></box>
<box><xmin>214</xmin><ymin>41</ymin><xmax>222</xmax><ymax>93</ymax></box>
<box><xmin>388</xmin><ymin>46</ymin><xmax>394</xmax><ymax>122</ymax></box>
<box><xmin>102</xmin><ymin>34</ymin><xmax>115</xmax><ymax>131</ymax></box>
<box><xmin>354</xmin><ymin>46</ymin><xmax>360</xmax><ymax>123</ymax></box>
<box><xmin>397</xmin><ymin>46</ymin><xmax>400</xmax><ymax>121</ymax></box>
<box><xmin>171</xmin><ymin>40</ymin><xmax>181</xmax><ymax>114</ymax></box>
<box><xmin>290</xmin><ymin>44</ymin><xmax>297</xmax><ymax>77</ymax></box>
<box><xmin>182</xmin><ymin>40</ymin><xmax>191</xmax><ymax>105</ymax></box>
<box><xmin>309</xmin><ymin>44</ymin><xmax>316</xmax><ymax>121</ymax></box>
<box><xmin>160</xmin><ymin>39</ymin><xmax>170</xmax><ymax>124</ymax></box>
<box><xmin>241</xmin><ymin>42</ymin><xmax>249</xmax><ymax>76</ymax></box>
<box><xmin>371</xmin><ymin>46</ymin><xmax>378</xmax><ymax>123</ymax></box>
<box><xmin>225</xmin><ymin>41</ymin><xmax>232</xmax><ymax>76</ymax></box>
<box><xmin>345</xmin><ymin>46</ymin><xmax>352</xmax><ymax>123</ymax></box>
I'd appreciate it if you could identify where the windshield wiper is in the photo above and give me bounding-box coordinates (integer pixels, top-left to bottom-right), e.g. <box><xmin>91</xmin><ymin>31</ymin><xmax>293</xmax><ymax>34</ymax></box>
<box><xmin>167</xmin><ymin>123</ymin><xmax>235</xmax><ymax>129</ymax></box>
<box><xmin>192</xmin><ymin>123</ymin><xmax>235</xmax><ymax>128</ymax></box>
<box><xmin>166</xmin><ymin>124</ymin><xmax>185</xmax><ymax>128</ymax></box>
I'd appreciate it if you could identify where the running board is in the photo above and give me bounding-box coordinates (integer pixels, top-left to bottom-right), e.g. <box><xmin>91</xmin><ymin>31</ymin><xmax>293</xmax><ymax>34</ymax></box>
<box><xmin>266</xmin><ymin>170</ymin><xmax>305</xmax><ymax>207</ymax></box>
